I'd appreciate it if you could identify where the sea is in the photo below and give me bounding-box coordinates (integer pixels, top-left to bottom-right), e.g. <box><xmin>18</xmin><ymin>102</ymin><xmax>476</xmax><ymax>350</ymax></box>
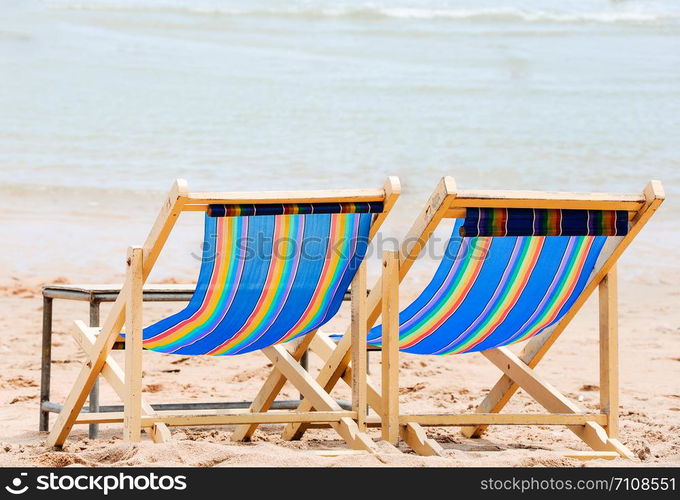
<box><xmin>1</xmin><ymin>0</ymin><xmax>678</xmax><ymax>281</ymax></box>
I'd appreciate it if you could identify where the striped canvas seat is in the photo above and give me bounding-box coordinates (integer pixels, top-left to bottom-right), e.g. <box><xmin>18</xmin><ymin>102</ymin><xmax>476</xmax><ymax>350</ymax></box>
<box><xmin>366</xmin><ymin>217</ymin><xmax>623</xmax><ymax>355</ymax></box>
<box><xmin>142</xmin><ymin>205</ymin><xmax>378</xmax><ymax>356</ymax></box>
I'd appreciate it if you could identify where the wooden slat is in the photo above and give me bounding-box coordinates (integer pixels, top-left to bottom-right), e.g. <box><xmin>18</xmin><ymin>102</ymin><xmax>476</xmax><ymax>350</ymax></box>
<box><xmin>599</xmin><ymin>265</ymin><xmax>619</xmax><ymax>438</ymax></box>
<box><xmin>306</xmin><ymin>418</ymin><xmax>380</xmax><ymax>429</ymax></box>
<box><xmin>351</xmin><ymin>261</ymin><xmax>368</xmax><ymax>432</ymax></box>
<box><xmin>368</xmin><ymin>176</ymin><xmax>400</xmax><ymax>240</ymax></box>
<box><xmin>187</xmin><ymin>178</ymin><xmax>401</xmax><ymax>226</ymax></box>
<box><xmin>123</xmin><ymin>247</ymin><xmax>144</xmax><ymax>442</ymax></box>
<box><xmin>401</xmin><ymin>413</ymin><xmax>608</xmax><ymax>426</ymax></box>
<box><xmin>451</xmin><ymin>189</ymin><xmax>645</xmax><ymax>211</ymax></box>
<box><xmin>400</xmin><ymin>177</ymin><xmax>457</xmax><ymax>273</ymax></box>
<box><xmin>296</xmin><ymin>414</ymin><xmax>610</xmax><ymax>429</ymax></box>
<box><xmin>75</xmin><ymin>413</ymin><xmax>127</xmax><ymax>425</ymax></box>
<box><xmin>445</xmin><ymin>208</ymin><xmax>467</xmax><ymax>219</ymax></box>
<box><xmin>381</xmin><ymin>250</ymin><xmax>400</xmax><ymax>445</ymax></box>
<box><xmin>186</xmin><ymin>188</ymin><xmax>386</xmax><ymax>206</ymax></box>
<box><xmin>77</xmin><ymin>325</ymin><xmax>125</xmax><ymax>344</ymax></box>
<box><xmin>75</xmin><ymin>410</ymin><xmax>356</xmax><ymax>426</ymax></box>
<box><xmin>181</xmin><ymin>205</ymin><xmax>211</xmax><ymax>212</ymax></box>
<box><xmin>153</xmin><ymin>411</ymin><xmax>356</xmax><ymax>427</ymax></box>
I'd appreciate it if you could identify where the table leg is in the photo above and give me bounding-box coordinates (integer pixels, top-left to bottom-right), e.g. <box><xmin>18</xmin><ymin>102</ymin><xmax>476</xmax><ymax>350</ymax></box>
<box><xmin>39</xmin><ymin>296</ymin><xmax>53</xmax><ymax>432</ymax></box>
<box><xmin>88</xmin><ymin>300</ymin><xmax>100</xmax><ymax>439</ymax></box>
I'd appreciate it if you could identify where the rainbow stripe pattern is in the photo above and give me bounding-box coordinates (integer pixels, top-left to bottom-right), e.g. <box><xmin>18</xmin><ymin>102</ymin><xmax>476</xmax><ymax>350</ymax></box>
<box><xmin>366</xmin><ymin>219</ymin><xmax>613</xmax><ymax>355</ymax></box>
<box><xmin>142</xmin><ymin>209</ymin><xmax>374</xmax><ymax>355</ymax></box>
<box><xmin>208</xmin><ymin>201</ymin><xmax>383</xmax><ymax>217</ymax></box>
<box><xmin>460</xmin><ymin>208</ymin><xmax>628</xmax><ymax>237</ymax></box>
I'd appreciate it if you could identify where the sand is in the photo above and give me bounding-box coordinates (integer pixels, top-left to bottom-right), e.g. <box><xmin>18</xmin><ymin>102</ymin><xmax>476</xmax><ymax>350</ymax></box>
<box><xmin>0</xmin><ymin>219</ymin><xmax>678</xmax><ymax>467</ymax></box>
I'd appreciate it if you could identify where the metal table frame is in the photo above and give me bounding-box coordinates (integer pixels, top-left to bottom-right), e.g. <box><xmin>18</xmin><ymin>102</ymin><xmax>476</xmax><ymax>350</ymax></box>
<box><xmin>40</xmin><ymin>284</ymin><xmax>352</xmax><ymax>439</ymax></box>
<box><xmin>40</xmin><ymin>284</ymin><xmax>196</xmax><ymax>438</ymax></box>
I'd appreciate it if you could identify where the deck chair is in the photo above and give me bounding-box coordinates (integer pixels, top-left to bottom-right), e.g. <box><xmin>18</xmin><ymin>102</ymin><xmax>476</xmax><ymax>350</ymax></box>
<box><xmin>284</xmin><ymin>177</ymin><xmax>663</xmax><ymax>459</ymax></box>
<box><xmin>46</xmin><ymin>177</ymin><xmax>400</xmax><ymax>451</ymax></box>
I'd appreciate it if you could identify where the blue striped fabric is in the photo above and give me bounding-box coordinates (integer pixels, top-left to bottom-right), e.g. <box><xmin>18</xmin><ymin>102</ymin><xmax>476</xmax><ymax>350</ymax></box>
<box><xmin>365</xmin><ymin>220</ymin><xmax>613</xmax><ymax>355</ymax></box>
<box><xmin>141</xmin><ymin>211</ymin><xmax>374</xmax><ymax>355</ymax></box>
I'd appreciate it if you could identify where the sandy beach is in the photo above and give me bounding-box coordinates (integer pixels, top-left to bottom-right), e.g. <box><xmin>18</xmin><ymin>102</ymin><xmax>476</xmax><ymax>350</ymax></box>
<box><xmin>1</xmin><ymin>0</ymin><xmax>679</xmax><ymax>469</ymax></box>
<box><xmin>0</xmin><ymin>211</ymin><xmax>678</xmax><ymax>467</ymax></box>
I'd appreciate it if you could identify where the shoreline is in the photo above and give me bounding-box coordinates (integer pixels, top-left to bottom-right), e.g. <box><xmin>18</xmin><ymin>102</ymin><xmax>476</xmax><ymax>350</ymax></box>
<box><xmin>1</xmin><ymin>180</ymin><xmax>678</xmax><ymax>285</ymax></box>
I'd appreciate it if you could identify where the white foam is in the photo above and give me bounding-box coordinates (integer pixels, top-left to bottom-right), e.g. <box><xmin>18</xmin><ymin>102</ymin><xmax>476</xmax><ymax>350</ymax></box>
<box><xmin>46</xmin><ymin>1</ymin><xmax>680</xmax><ymax>25</ymax></box>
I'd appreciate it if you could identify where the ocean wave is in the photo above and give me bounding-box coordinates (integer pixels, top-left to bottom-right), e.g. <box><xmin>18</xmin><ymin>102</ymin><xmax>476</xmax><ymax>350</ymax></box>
<box><xmin>46</xmin><ymin>2</ymin><xmax>680</xmax><ymax>26</ymax></box>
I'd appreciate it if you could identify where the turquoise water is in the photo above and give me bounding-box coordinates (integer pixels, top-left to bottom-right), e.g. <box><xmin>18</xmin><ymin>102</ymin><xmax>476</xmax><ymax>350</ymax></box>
<box><xmin>0</xmin><ymin>0</ymin><xmax>678</xmax><ymax>278</ymax></box>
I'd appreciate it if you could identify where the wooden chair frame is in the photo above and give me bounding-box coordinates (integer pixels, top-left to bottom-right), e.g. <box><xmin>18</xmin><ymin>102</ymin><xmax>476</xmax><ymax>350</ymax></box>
<box><xmin>278</xmin><ymin>177</ymin><xmax>663</xmax><ymax>459</ymax></box>
<box><xmin>46</xmin><ymin>177</ymin><xmax>401</xmax><ymax>453</ymax></box>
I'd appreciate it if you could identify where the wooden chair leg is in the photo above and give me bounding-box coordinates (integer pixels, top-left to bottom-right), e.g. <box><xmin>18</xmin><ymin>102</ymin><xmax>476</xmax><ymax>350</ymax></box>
<box><xmin>309</xmin><ymin>333</ymin><xmax>385</xmax><ymax>415</ymax></box>
<box><xmin>280</xmin><ymin>333</ymin><xmax>353</xmax><ymax>441</ymax></box>
<box><xmin>381</xmin><ymin>250</ymin><xmax>400</xmax><ymax>445</ymax></box>
<box><xmin>351</xmin><ymin>261</ymin><xmax>368</xmax><ymax>432</ymax></box>
<box><xmin>282</xmin><ymin>333</ymin><xmax>391</xmax><ymax>441</ymax></box>
<box><xmin>483</xmin><ymin>347</ymin><xmax>578</xmax><ymax>414</ymax></box>
<box><xmin>73</xmin><ymin>321</ymin><xmax>170</xmax><ymax>442</ymax></box>
<box><xmin>124</xmin><ymin>247</ymin><xmax>144</xmax><ymax>443</ymax></box>
<box><xmin>483</xmin><ymin>346</ymin><xmax>633</xmax><ymax>458</ymax></box>
<box><xmin>599</xmin><ymin>265</ymin><xmax>619</xmax><ymax>438</ymax></box>
<box><xmin>230</xmin><ymin>332</ymin><xmax>317</xmax><ymax>442</ymax></box>
<box><xmin>262</xmin><ymin>345</ymin><xmax>382</xmax><ymax>452</ymax></box>
<box><xmin>149</xmin><ymin>423</ymin><xmax>172</xmax><ymax>443</ymax></box>
<box><xmin>400</xmin><ymin>423</ymin><xmax>444</xmax><ymax>456</ymax></box>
